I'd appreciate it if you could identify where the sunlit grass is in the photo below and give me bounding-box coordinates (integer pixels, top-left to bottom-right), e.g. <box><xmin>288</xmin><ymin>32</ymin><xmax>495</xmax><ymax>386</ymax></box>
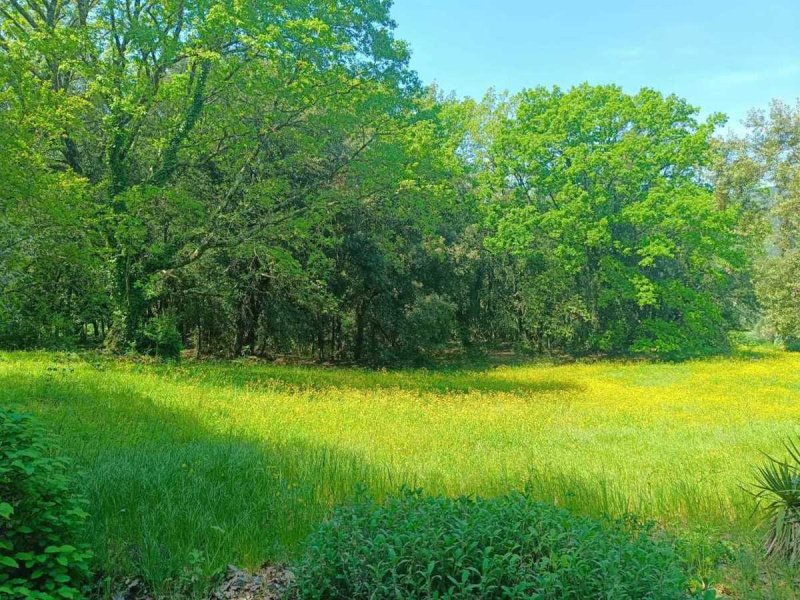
<box><xmin>2</xmin><ymin>348</ymin><xmax>800</xmax><ymax>597</ymax></box>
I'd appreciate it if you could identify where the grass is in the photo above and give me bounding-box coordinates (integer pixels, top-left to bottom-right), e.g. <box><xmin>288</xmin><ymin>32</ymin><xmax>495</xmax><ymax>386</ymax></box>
<box><xmin>2</xmin><ymin>348</ymin><xmax>800</xmax><ymax>597</ymax></box>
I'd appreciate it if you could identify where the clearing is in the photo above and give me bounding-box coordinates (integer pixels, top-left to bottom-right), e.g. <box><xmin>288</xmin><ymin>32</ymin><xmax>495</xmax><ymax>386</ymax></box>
<box><xmin>2</xmin><ymin>349</ymin><xmax>799</xmax><ymax>597</ymax></box>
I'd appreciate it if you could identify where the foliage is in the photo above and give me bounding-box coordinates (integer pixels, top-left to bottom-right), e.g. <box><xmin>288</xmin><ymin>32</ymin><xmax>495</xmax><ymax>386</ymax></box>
<box><xmin>0</xmin><ymin>0</ymin><xmax>758</xmax><ymax>362</ymax></box>
<box><xmin>732</xmin><ymin>100</ymin><xmax>800</xmax><ymax>350</ymax></box>
<box><xmin>294</xmin><ymin>490</ymin><xmax>698</xmax><ymax>599</ymax></box>
<box><xmin>402</xmin><ymin>294</ymin><xmax>458</xmax><ymax>358</ymax></box>
<box><xmin>756</xmin><ymin>255</ymin><xmax>800</xmax><ymax>350</ymax></box>
<box><xmin>752</xmin><ymin>436</ymin><xmax>800</xmax><ymax>563</ymax></box>
<box><xmin>0</xmin><ymin>410</ymin><xmax>92</xmax><ymax>600</ymax></box>
<box><xmin>475</xmin><ymin>85</ymin><xmax>751</xmax><ymax>358</ymax></box>
<box><xmin>0</xmin><ymin>0</ymin><xmax>444</xmax><ymax>362</ymax></box>
<box><xmin>142</xmin><ymin>313</ymin><xmax>183</xmax><ymax>360</ymax></box>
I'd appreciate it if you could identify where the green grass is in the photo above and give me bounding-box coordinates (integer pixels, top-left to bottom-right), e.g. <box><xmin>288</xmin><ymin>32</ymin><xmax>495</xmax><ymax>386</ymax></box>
<box><xmin>2</xmin><ymin>348</ymin><xmax>800</xmax><ymax>598</ymax></box>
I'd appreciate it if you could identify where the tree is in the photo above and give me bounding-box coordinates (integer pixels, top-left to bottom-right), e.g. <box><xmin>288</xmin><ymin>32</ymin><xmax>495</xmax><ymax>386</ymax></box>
<box><xmin>0</xmin><ymin>4</ymin><xmax>761</xmax><ymax>362</ymax></box>
<box><xmin>0</xmin><ymin>31</ymin><xmax>104</xmax><ymax>347</ymax></box>
<box><xmin>737</xmin><ymin>100</ymin><xmax>800</xmax><ymax>348</ymax></box>
<box><xmin>474</xmin><ymin>85</ymin><xmax>751</xmax><ymax>357</ymax></box>
<box><xmin>0</xmin><ymin>0</ymin><xmax>423</xmax><ymax>355</ymax></box>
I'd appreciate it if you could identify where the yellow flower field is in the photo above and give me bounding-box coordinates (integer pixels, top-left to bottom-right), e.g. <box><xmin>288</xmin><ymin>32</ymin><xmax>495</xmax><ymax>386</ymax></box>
<box><xmin>2</xmin><ymin>349</ymin><xmax>799</xmax><ymax>597</ymax></box>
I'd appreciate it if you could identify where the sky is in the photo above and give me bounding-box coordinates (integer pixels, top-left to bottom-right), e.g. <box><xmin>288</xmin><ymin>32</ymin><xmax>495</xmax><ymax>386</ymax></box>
<box><xmin>390</xmin><ymin>0</ymin><xmax>800</xmax><ymax>128</ymax></box>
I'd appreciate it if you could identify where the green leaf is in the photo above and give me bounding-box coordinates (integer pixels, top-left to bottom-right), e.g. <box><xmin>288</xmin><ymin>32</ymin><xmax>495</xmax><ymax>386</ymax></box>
<box><xmin>13</xmin><ymin>552</ymin><xmax>34</xmax><ymax>561</ymax></box>
<box><xmin>0</xmin><ymin>556</ymin><xmax>19</xmax><ymax>568</ymax></box>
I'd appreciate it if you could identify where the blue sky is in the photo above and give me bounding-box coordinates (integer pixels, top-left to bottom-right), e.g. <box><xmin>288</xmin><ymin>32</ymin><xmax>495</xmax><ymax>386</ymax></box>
<box><xmin>390</xmin><ymin>0</ymin><xmax>800</xmax><ymax>127</ymax></box>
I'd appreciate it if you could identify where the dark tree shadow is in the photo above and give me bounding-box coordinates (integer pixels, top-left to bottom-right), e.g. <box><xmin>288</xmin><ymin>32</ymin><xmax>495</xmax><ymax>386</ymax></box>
<box><xmin>143</xmin><ymin>360</ymin><xmax>584</xmax><ymax>398</ymax></box>
<box><xmin>0</xmin><ymin>369</ymin><xmax>397</xmax><ymax>597</ymax></box>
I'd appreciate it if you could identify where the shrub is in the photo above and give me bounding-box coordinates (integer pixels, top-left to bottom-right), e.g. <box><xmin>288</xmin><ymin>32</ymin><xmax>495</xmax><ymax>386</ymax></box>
<box><xmin>784</xmin><ymin>337</ymin><xmax>800</xmax><ymax>352</ymax></box>
<box><xmin>293</xmin><ymin>490</ymin><xmax>700</xmax><ymax>599</ymax></box>
<box><xmin>402</xmin><ymin>294</ymin><xmax>457</xmax><ymax>359</ymax></box>
<box><xmin>756</xmin><ymin>255</ymin><xmax>800</xmax><ymax>352</ymax></box>
<box><xmin>142</xmin><ymin>313</ymin><xmax>182</xmax><ymax>360</ymax></box>
<box><xmin>752</xmin><ymin>436</ymin><xmax>800</xmax><ymax>562</ymax></box>
<box><xmin>0</xmin><ymin>410</ymin><xmax>92</xmax><ymax>599</ymax></box>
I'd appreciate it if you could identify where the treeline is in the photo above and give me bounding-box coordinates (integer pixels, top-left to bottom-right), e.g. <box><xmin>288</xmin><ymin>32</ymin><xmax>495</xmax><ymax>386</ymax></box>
<box><xmin>0</xmin><ymin>0</ymin><xmax>795</xmax><ymax>362</ymax></box>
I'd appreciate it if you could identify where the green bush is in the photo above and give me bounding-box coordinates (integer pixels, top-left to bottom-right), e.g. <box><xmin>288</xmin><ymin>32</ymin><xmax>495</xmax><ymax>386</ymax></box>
<box><xmin>752</xmin><ymin>436</ymin><xmax>800</xmax><ymax>562</ymax></box>
<box><xmin>402</xmin><ymin>294</ymin><xmax>457</xmax><ymax>361</ymax></box>
<box><xmin>784</xmin><ymin>337</ymin><xmax>800</xmax><ymax>352</ymax></box>
<box><xmin>142</xmin><ymin>313</ymin><xmax>182</xmax><ymax>360</ymax></box>
<box><xmin>294</xmin><ymin>490</ymin><xmax>701</xmax><ymax>599</ymax></box>
<box><xmin>0</xmin><ymin>410</ymin><xmax>92</xmax><ymax>600</ymax></box>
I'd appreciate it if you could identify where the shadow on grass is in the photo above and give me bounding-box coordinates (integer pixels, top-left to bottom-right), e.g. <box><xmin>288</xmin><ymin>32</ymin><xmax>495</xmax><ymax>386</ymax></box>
<box><xmin>0</xmin><ymin>369</ymin><xmax>397</xmax><ymax>597</ymax></box>
<box><xmin>728</xmin><ymin>346</ymin><xmax>779</xmax><ymax>361</ymax></box>
<box><xmin>145</xmin><ymin>360</ymin><xmax>584</xmax><ymax>398</ymax></box>
<box><xmin>0</xmin><ymin>364</ymin><xmax>632</xmax><ymax>597</ymax></box>
<box><xmin>0</xmin><ymin>361</ymin><xmax>762</xmax><ymax>597</ymax></box>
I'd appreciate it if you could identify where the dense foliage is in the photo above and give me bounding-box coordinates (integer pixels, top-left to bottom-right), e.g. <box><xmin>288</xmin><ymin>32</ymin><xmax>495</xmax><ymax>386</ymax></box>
<box><xmin>474</xmin><ymin>86</ymin><xmax>749</xmax><ymax>357</ymax></box>
<box><xmin>733</xmin><ymin>101</ymin><xmax>800</xmax><ymax>350</ymax></box>
<box><xmin>0</xmin><ymin>0</ymin><xmax>780</xmax><ymax>361</ymax></box>
<box><xmin>0</xmin><ymin>410</ymin><xmax>92</xmax><ymax>600</ymax></box>
<box><xmin>294</xmin><ymin>490</ymin><xmax>699</xmax><ymax>599</ymax></box>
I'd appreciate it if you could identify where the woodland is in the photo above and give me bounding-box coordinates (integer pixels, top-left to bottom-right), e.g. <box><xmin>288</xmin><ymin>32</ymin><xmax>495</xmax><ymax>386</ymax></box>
<box><xmin>3</xmin><ymin>0</ymin><xmax>799</xmax><ymax>364</ymax></box>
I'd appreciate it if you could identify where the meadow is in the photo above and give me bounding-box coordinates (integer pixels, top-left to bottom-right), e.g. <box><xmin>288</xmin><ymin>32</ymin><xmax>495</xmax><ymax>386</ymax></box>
<box><xmin>2</xmin><ymin>348</ymin><xmax>800</xmax><ymax>598</ymax></box>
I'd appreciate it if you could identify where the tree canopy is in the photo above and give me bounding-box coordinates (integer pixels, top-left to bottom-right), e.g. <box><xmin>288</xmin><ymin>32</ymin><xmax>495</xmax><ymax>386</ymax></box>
<box><xmin>0</xmin><ymin>0</ymin><xmax>784</xmax><ymax>362</ymax></box>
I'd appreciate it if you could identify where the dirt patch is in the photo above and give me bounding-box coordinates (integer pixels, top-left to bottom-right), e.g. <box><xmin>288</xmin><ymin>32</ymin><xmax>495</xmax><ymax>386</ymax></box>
<box><xmin>111</xmin><ymin>565</ymin><xmax>295</xmax><ymax>600</ymax></box>
<box><xmin>211</xmin><ymin>565</ymin><xmax>295</xmax><ymax>600</ymax></box>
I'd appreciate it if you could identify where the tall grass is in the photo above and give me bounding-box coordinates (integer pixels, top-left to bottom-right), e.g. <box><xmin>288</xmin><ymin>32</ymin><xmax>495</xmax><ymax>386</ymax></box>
<box><xmin>2</xmin><ymin>349</ymin><xmax>800</xmax><ymax>597</ymax></box>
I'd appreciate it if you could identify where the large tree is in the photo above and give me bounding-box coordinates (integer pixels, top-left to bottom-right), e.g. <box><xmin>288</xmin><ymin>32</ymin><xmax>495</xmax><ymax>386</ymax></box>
<box><xmin>0</xmin><ymin>0</ymin><xmax>430</xmax><ymax>354</ymax></box>
<box><xmin>735</xmin><ymin>100</ymin><xmax>800</xmax><ymax>348</ymax></box>
<box><xmin>474</xmin><ymin>85</ymin><xmax>751</xmax><ymax>357</ymax></box>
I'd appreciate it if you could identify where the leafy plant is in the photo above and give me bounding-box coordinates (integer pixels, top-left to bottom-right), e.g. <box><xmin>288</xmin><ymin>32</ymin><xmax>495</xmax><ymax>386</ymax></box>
<box><xmin>752</xmin><ymin>436</ymin><xmax>800</xmax><ymax>562</ymax></box>
<box><xmin>142</xmin><ymin>313</ymin><xmax>183</xmax><ymax>360</ymax></box>
<box><xmin>293</xmin><ymin>489</ymin><xmax>702</xmax><ymax>599</ymax></box>
<box><xmin>0</xmin><ymin>410</ymin><xmax>92</xmax><ymax>599</ymax></box>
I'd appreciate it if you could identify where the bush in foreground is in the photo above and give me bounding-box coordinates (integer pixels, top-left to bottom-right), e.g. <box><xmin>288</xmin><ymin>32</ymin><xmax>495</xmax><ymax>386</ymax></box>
<box><xmin>0</xmin><ymin>410</ymin><xmax>92</xmax><ymax>599</ymax></box>
<box><xmin>294</xmin><ymin>490</ymin><xmax>701</xmax><ymax>599</ymax></box>
<box><xmin>752</xmin><ymin>436</ymin><xmax>800</xmax><ymax>563</ymax></box>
